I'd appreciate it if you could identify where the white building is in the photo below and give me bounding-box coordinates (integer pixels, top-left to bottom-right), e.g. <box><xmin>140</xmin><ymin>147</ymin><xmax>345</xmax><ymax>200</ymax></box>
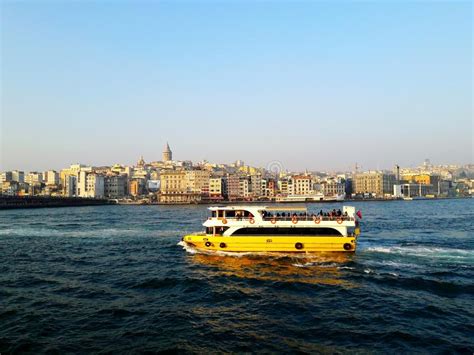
<box><xmin>44</xmin><ymin>170</ymin><xmax>59</xmax><ymax>185</ymax></box>
<box><xmin>77</xmin><ymin>171</ymin><xmax>104</xmax><ymax>198</ymax></box>
<box><xmin>25</xmin><ymin>172</ymin><xmax>44</xmax><ymax>185</ymax></box>
<box><xmin>12</xmin><ymin>171</ymin><xmax>24</xmax><ymax>183</ymax></box>
<box><xmin>239</xmin><ymin>177</ymin><xmax>250</xmax><ymax>198</ymax></box>
<box><xmin>291</xmin><ymin>175</ymin><xmax>312</xmax><ymax>195</ymax></box>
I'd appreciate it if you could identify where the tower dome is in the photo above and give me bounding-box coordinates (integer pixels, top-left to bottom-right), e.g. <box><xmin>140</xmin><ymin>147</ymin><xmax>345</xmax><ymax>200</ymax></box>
<box><xmin>162</xmin><ymin>142</ymin><xmax>172</xmax><ymax>162</ymax></box>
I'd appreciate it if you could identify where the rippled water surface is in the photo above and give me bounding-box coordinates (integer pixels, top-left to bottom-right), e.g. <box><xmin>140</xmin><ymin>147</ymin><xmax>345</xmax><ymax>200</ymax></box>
<box><xmin>1</xmin><ymin>199</ymin><xmax>473</xmax><ymax>353</ymax></box>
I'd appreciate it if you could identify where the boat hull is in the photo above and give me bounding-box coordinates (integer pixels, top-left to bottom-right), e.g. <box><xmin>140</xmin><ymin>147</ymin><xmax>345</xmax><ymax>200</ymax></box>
<box><xmin>182</xmin><ymin>235</ymin><xmax>357</xmax><ymax>253</ymax></box>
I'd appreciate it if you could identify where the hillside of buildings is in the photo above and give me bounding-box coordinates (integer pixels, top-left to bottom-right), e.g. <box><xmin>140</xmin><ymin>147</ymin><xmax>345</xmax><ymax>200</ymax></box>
<box><xmin>1</xmin><ymin>145</ymin><xmax>473</xmax><ymax>203</ymax></box>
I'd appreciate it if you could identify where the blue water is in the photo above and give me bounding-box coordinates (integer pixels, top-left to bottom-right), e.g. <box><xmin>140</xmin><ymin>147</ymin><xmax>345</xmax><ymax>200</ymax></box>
<box><xmin>1</xmin><ymin>199</ymin><xmax>473</xmax><ymax>353</ymax></box>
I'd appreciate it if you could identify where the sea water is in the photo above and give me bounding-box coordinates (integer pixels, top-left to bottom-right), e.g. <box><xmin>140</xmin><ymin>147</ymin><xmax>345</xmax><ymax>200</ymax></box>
<box><xmin>1</xmin><ymin>199</ymin><xmax>473</xmax><ymax>353</ymax></box>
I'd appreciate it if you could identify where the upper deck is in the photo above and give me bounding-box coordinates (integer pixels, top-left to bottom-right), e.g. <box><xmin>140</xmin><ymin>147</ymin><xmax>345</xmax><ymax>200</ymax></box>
<box><xmin>204</xmin><ymin>205</ymin><xmax>357</xmax><ymax>231</ymax></box>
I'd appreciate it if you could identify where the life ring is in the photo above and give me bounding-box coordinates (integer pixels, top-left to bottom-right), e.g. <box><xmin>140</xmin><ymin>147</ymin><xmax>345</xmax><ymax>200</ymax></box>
<box><xmin>222</xmin><ymin>218</ymin><xmax>228</xmax><ymax>224</ymax></box>
<box><xmin>343</xmin><ymin>243</ymin><xmax>352</xmax><ymax>251</ymax></box>
<box><xmin>219</xmin><ymin>242</ymin><xmax>227</xmax><ymax>248</ymax></box>
<box><xmin>205</xmin><ymin>242</ymin><xmax>212</xmax><ymax>247</ymax></box>
<box><xmin>337</xmin><ymin>218</ymin><xmax>343</xmax><ymax>224</ymax></box>
<box><xmin>313</xmin><ymin>216</ymin><xmax>321</xmax><ymax>224</ymax></box>
<box><xmin>295</xmin><ymin>242</ymin><xmax>303</xmax><ymax>250</ymax></box>
<box><xmin>271</xmin><ymin>218</ymin><xmax>277</xmax><ymax>224</ymax></box>
<box><xmin>249</xmin><ymin>217</ymin><xmax>255</xmax><ymax>224</ymax></box>
<box><xmin>292</xmin><ymin>216</ymin><xmax>298</xmax><ymax>224</ymax></box>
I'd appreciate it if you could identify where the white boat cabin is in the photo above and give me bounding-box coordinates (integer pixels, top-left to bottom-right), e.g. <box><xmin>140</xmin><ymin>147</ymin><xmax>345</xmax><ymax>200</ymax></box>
<box><xmin>203</xmin><ymin>205</ymin><xmax>359</xmax><ymax>237</ymax></box>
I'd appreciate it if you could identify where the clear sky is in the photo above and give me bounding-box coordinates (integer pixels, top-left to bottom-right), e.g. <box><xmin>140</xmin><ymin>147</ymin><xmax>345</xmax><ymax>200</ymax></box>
<box><xmin>1</xmin><ymin>1</ymin><xmax>472</xmax><ymax>172</ymax></box>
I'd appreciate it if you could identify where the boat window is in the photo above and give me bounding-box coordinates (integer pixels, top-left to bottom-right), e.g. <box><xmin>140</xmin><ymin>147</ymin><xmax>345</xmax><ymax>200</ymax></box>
<box><xmin>206</xmin><ymin>226</ymin><xmax>229</xmax><ymax>235</ymax></box>
<box><xmin>215</xmin><ymin>226</ymin><xmax>229</xmax><ymax>235</ymax></box>
<box><xmin>225</xmin><ymin>211</ymin><xmax>236</xmax><ymax>217</ymax></box>
<box><xmin>211</xmin><ymin>211</ymin><xmax>217</xmax><ymax>218</ymax></box>
<box><xmin>230</xmin><ymin>227</ymin><xmax>342</xmax><ymax>236</ymax></box>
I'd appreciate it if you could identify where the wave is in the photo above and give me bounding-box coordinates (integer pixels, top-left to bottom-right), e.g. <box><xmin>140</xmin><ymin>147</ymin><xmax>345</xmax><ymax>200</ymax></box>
<box><xmin>178</xmin><ymin>241</ymin><xmax>282</xmax><ymax>258</ymax></box>
<box><xmin>364</xmin><ymin>246</ymin><xmax>474</xmax><ymax>262</ymax></box>
<box><xmin>0</xmin><ymin>227</ymin><xmax>188</xmax><ymax>239</ymax></box>
<box><xmin>292</xmin><ymin>262</ymin><xmax>344</xmax><ymax>269</ymax></box>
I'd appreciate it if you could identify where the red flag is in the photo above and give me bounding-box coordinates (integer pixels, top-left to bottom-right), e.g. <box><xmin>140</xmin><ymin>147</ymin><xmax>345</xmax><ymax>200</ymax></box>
<box><xmin>356</xmin><ymin>210</ymin><xmax>362</xmax><ymax>219</ymax></box>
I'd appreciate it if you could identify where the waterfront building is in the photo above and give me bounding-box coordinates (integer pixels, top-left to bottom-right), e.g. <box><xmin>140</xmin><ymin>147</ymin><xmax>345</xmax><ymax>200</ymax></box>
<box><xmin>11</xmin><ymin>171</ymin><xmax>24</xmax><ymax>183</ymax></box>
<box><xmin>60</xmin><ymin>165</ymin><xmax>87</xmax><ymax>196</ymax></box>
<box><xmin>266</xmin><ymin>179</ymin><xmax>277</xmax><ymax>197</ymax></box>
<box><xmin>185</xmin><ymin>170</ymin><xmax>210</xmax><ymax>198</ymax></box>
<box><xmin>291</xmin><ymin>175</ymin><xmax>312</xmax><ymax>195</ymax></box>
<box><xmin>354</xmin><ymin>171</ymin><xmax>396</xmax><ymax>198</ymax></box>
<box><xmin>77</xmin><ymin>171</ymin><xmax>104</xmax><ymax>198</ymax></box>
<box><xmin>44</xmin><ymin>170</ymin><xmax>59</xmax><ymax>186</ymax></box>
<box><xmin>162</xmin><ymin>143</ymin><xmax>172</xmax><ymax>162</ymax></box>
<box><xmin>159</xmin><ymin>170</ymin><xmax>188</xmax><ymax>203</ymax></box>
<box><xmin>401</xmin><ymin>173</ymin><xmax>441</xmax><ymax>195</ymax></box>
<box><xmin>104</xmin><ymin>175</ymin><xmax>127</xmax><ymax>198</ymax></box>
<box><xmin>25</xmin><ymin>172</ymin><xmax>44</xmax><ymax>185</ymax></box>
<box><xmin>250</xmin><ymin>174</ymin><xmax>263</xmax><ymax>199</ymax></box>
<box><xmin>209</xmin><ymin>177</ymin><xmax>224</xmax><ymax>201</ymax></box>
<box><xmin>401</xmin><ymin>183</ymin><xmax>433</xmax><ymax>198</ymax></box>
<box><xmin>226</xmin><ymin>174</ymin><xmax>240</xmax><ymax>201</ymax></box>
<box><xmin>239</xmin><ymin>177</ymin><xmax>250</xmax><ymax>199</ymax></box>
<box><xmin>64</xmin><ymin>175</ymin><xmax>77</xmax><ymax>197</ymax></box>
<box><xmin>322</xmin><ymin>180</ymin><xmax>346</xmax><ymax>197</ymax></box>
<box><xmin>278</xmin><ymin>179</ymin><xmax>290</xmax><ymax>196</ymax></box>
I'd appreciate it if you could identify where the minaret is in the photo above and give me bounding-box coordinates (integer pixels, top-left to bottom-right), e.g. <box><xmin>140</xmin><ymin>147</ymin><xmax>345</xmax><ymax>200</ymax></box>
<box><xmin>162</xmin><ymin>142</ymin><xmax>172</xmax><ymax>162</ymax></box>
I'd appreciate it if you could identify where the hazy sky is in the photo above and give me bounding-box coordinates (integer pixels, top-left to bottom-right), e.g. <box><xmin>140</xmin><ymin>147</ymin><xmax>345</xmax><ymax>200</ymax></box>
<box><xmin>1</xmin><ymin>1</ymin><xmax>472</xmax><ymax>172</ymax></box>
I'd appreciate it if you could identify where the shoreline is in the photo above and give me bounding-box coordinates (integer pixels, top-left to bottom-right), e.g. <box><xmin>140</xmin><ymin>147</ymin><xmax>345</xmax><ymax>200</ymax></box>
<box><xmin>129</xmin><ymin>196</ymin><xmax>470</xmax><ymax>206</ymax></box>
<box><xmin>2</xmin><ymin>195</ymin><xmax>469</xmax><ymax>210</ymax></box>
<box><xmin>0</xmin><ymin>196</ymin><xmax>115</xmax><ymax>210</ymax></box>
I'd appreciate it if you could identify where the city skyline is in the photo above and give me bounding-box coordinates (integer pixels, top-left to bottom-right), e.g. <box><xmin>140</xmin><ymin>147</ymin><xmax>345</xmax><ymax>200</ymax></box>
<box><xmin>1</xmin><ymin>138</ymin><xmax>472</xmax><ymax>173</ymax></box>
<box><xmin>1</xmin><ymin>140</ymin><xmax>471</xmax><ymax>176</ymax></box>
<box><xmin>1</xmin><ymin>1</ymin><xmax>472</xmax><ymax>172</ymax></box>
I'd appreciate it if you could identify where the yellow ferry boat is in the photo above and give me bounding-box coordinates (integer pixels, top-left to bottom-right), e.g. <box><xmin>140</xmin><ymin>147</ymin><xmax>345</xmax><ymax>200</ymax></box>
<box><xmin>182</xmin><ymin>205</ymin><xmax>361</xmax><ymax>253</ymax></box>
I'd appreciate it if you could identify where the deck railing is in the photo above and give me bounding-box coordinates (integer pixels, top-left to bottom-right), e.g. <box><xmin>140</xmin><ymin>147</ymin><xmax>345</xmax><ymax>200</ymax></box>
<box><xmin>209</xmin><ymin>215</ymin><xmax>355</xmax><ymax>222</ymax></box>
